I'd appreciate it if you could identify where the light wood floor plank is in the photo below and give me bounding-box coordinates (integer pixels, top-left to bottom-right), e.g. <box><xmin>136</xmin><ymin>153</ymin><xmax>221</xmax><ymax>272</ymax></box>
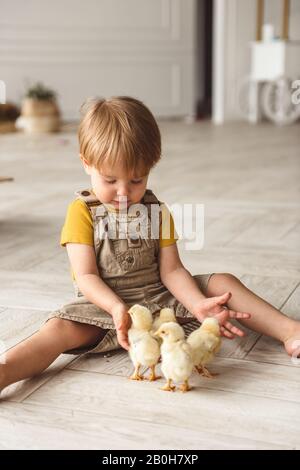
<box><xmin>181</xmin><ymin>247</ymin><xmax>300</xmax><ymax>280</ymax></box>
<box><xmin>68</xmin><ymin>353</ymin><xmax>300</xmax><ymax>403</ymax></box>
<box><xmin>0</xmin><ymin>270</ymin><xmax>74</xmax><ymax>310</ymax></box>
<box><xmin>0</xmin><ymin>401</ymin><xmax>288</xmax><ymax>450</ymax></box>
<box><xmin>0</xmin><ymin>307</ymin><xmax>48</xmax><ymax>350</ymax></box>
<box><xmin>22</xmin><ymin>368</ymin><xmax>300</xmax><ymax>449</ymax></box>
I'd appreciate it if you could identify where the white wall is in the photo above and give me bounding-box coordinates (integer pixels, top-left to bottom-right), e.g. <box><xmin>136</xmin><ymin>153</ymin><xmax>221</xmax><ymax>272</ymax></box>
<box><xmin>215</xmin><ymin>0</ymin><xmax>300</xmax><ymax>122</ymax></box>
<box><xmin>0</xmin><ymin>0</ymin><xmax>198</xmax><ymax>120</ymax></box>
<box><xmin>265</xmin><ymin>0</ymin><xmax>300</xmax><ymax>40</ymax></box>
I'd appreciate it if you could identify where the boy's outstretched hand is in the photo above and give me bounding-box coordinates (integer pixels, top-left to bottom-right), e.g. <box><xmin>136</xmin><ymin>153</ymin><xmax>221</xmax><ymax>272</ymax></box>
<box><xmin>194</xmin><ymin>292</ymin><xmax>251</xmax><ymax>339</ymax></box>
<box><xmin>111</xmin><ymin>304</ymin><xmax>131</xmax><ymax>350</ymax></box>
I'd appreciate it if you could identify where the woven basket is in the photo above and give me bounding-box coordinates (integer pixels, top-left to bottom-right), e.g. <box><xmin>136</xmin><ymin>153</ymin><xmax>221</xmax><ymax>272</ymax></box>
<box><xmin>21</xmin><ymin>98</ymin><xmax>60</xmax><ymax>133</ymax></box>
<box><xmin>22</xmin><ymin>97</ymin><xmax>59</xmax><ymax>117</ymax></box>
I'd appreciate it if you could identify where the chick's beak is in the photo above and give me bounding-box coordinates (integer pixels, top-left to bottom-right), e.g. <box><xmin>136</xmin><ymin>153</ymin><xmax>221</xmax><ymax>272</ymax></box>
<box><xmin>153</xmin><ymin>330</ymin><xmax>160</xmax><ymax>337</ymax></box>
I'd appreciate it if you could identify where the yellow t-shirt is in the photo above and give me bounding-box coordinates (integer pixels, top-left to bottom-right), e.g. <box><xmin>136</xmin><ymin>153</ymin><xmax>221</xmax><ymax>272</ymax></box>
<box><xmin>60</xmin><ymin>198</ymin><xmax>178</xmax><ymax>249</ymax></box>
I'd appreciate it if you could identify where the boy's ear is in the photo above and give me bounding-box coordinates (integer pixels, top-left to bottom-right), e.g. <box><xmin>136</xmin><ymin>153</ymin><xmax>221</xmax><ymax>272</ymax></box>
<box><xmin>79</xmin><ymin>154</ymin><xmax>91</xmax><ymax>175</ymax></box>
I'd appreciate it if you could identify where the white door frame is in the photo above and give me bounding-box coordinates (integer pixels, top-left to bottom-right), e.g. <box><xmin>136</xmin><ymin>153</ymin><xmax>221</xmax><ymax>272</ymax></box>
<box><xmin>212</xmin><ymin>0</ymin><xmax>226</xmax><ymax>124</ymax></box>
<box><xmin>212</xmin><ymin>0</ymin><xmax>240</xmax><ymax>124</ymax></box>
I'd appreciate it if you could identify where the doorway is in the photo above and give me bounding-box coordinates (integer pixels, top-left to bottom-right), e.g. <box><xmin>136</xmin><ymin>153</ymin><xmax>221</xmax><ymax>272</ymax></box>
<box><xmin>196</xmin><ymin>0</ymin><xmax>214</xmax><ymax>119</ymax></box>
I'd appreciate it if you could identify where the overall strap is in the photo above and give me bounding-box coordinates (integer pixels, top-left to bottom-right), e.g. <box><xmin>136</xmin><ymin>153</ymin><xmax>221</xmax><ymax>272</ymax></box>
<box><xmin>75</xmin><ymin>188</ymin><xmax>162</xmax><ymax>211</ymax></box>
<box><xmin>142</xmin><ymin>189</ymin><xmax>161</xmax><ymax>206</ymax></box>
<box><xmin>142</xmin><ymin>189</ymin><xmax>162</xmax><ymax>244</ymax></box>
<box><xmin>74</xmin><ymin>189</ymin><xmax>101</xmax><ymax>208</ymax></box>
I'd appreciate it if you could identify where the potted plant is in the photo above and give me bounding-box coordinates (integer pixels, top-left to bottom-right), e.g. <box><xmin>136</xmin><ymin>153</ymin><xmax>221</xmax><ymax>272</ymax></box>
<box><xmin>19</xmin><ymin>82</ymin><xmax>61</xmax><ymax>133</ymax></box>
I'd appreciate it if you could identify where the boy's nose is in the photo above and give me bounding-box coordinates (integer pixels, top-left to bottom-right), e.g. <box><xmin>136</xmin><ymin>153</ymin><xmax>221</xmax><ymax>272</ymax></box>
<box><xmin>117</xmin><ymin>185</ymin><xmax>130</xmax><ymax>197</ymax></box>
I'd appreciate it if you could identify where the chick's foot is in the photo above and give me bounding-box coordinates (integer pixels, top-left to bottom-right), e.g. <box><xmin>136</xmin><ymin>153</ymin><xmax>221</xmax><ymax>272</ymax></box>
<box><xmin>147</xmin><ymin>365</ymin><xmax>161</xmax><ymax>382</ymax></box>
<box><xmin>129</xmin><ymin>364</ymin><xmax>144</xmax><ymax>381</ymax></box>
<box><xmin>196</xmin><ymin>365</ymin><xmax>218</xmax><ymax>378</ymax></box>
<box><xmin>129</xmin><ymin>373</ymin><xmax>144</xmax><ymax>381</ymax></box>
<box><xmin>179</xmin><ymin>380</ymin><xmax>192</xmax><ymax>393</ymax></box>
<box><xmin>160</xmin><ymin>379</ymin><xmax>176</xmax><ymax>392</ymax></box>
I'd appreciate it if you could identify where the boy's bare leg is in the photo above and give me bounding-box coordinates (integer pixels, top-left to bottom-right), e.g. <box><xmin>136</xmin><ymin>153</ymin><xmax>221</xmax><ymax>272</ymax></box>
<box><xmin>206</xmin><ymin>273</ymin><xmax>300</xmax><ymax>356</ymax></box>
<box><xmin>0</xmin><ymin>318</ymin><xmax>106</xmax><ymax>391</ymax></box>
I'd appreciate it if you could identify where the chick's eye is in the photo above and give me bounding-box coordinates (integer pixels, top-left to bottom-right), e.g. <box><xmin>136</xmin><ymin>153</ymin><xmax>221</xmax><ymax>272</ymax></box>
<box><xmin>161</xmin><ymin>330</ymin><xmax>165</xmax><ymax>334</ymax></box>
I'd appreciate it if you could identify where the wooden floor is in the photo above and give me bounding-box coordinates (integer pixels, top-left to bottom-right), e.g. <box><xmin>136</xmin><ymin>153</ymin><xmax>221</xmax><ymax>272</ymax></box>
<box><xmin>0</xmin><ymin>121</ymin><xmax>299</xmax><ymax>449</ymax></box>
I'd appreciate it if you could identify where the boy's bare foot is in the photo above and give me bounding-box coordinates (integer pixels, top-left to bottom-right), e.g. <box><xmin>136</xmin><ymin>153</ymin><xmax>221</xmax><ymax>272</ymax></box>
<box><xmin>283</xmin><ymin>323</ymin><xmax>300</xmax><ymax>358</ymax></box>
<box><xmin>284</xmin><ymin>337</ymin><xmax>300</xmax><ymax>358</ymax></box>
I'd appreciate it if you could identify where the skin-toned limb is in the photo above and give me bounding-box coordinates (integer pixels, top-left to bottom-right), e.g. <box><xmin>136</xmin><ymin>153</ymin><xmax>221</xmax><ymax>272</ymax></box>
<box><xmin>179</xmin><ymin>380</ymin><xmax>192</xmax><ymax>393</ymax></box>
<box><xmin>206</xmin><ymin>273</ymin><xmax>300</xmax><ymax>356</ymax></box>
<box><xmin>0</xmin><ymin>318</ymin><xmax>106</xmax><ymax>391</ymax></box>
<box><xmin>129</xmin><ymin>363</ymin><xmax>144</xmax><ymax>381</ymax></box>
<box><xmin>111</xmin><ymin>303</ymin><xmax>131</xmax><ymax>351</ymax></box>
<box><xmin>159</xmin><ymin>245</ymin><xmax>251</xmax><ymax>338</ymax></box>
<box><xmin>192</xmin><ymin>292</ymin><xmax>251</xmax><ymax>338</ymax></box>
<box><xmin>147</xmin><ymin>365</ymin><xmax>161</xmax><ymax>382</ymax></box>
<box><xmin>66</xmin><ymin>244</ymin><xmax>131</xmax><ymax>351</ymax></box>
<box><xmin>160</xmin><ymin>378</ymin><xmax>176</xmax><ymax>392</ymax></box>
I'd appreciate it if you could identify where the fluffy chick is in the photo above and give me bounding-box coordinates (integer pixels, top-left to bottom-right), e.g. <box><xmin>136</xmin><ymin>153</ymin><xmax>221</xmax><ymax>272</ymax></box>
<box><xmin>128</xmin><ymin>304</ymin><xmax>161</xmax><ymax>381</ymax></box>
<box><xmin>187</xmin><ymin>317</ymin><xmax>221</xmax><ymax>378</ymax></box>
<box><xmin>152</xmin><ymin>307</ymin><xmax>177</xmax><ymax>344</ymax></box>
<box><xmin>154</xmin><ymin>322</ymin><xmax>194</xmax><ymax>393</ymax></box>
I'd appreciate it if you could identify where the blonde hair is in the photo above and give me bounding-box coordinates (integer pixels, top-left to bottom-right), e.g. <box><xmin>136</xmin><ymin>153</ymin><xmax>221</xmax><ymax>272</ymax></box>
<box><xmin>78</xmin><ymin>96</ymin><xmax>161</xmax><ymax>176</ymax></box>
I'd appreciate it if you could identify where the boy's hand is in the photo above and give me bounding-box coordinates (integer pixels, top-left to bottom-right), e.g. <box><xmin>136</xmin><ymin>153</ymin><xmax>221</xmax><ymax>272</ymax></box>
<box><xmin>111</xmin><ymin>303</ymin><xmax>131</xmax><ymax>350</ymax></box>
<box><xmin>194</xmin><ymin>292</ymin><xmax>251</xmax><ymax>339</ymax></box>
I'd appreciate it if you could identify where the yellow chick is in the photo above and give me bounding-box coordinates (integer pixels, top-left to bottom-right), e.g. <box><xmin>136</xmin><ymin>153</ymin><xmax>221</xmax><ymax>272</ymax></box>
<box><xmin>187</xmin><ymin>317</ymin><xmax>221</xmax><ymax>378</ymax></box>
<box><xmin>154</xmin><ymin>322</ymin><xmax>194</xmax><ymax>393</ymax></box>
<box><xmin>152</xmin><ymin>307</ymin><xmax>177</xmax><ymax>344</ymax></box>
<box><xmin>128</xmin><ymin>304</ymin><xmax>161</xmax><ymax>382</ymax></box>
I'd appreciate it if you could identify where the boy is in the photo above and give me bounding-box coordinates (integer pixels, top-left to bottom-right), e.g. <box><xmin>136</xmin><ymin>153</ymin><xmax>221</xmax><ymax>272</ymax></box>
<box><xmin>0</xmin><ymin>96</ymin><xmax>299</xmax><ymax>393</ymax></box>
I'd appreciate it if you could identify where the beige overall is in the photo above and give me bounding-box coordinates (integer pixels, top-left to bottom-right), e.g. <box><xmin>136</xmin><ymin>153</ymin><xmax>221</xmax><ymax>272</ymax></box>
<box><xmin>47</xmin><ymin>189</ymin><xmax>213</xmax><ymax>354</ymax></box>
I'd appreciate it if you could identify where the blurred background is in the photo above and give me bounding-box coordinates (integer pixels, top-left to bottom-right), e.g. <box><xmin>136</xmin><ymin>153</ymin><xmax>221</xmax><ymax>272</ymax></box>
<box><xmin>1</xmin><ymin>0</ymin><xmax>299</xmax><ymax>125</ymax></box>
